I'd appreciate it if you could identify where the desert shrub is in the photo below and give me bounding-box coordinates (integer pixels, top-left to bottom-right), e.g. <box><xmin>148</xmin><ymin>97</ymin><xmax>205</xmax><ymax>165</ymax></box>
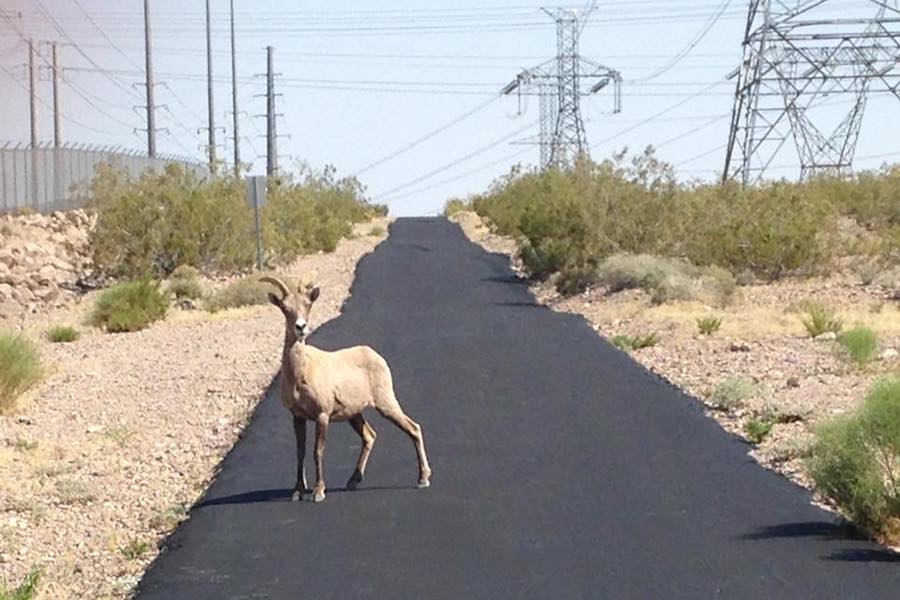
<box><xmin>610</xmin><ymin>332</ymin><xmax>659</xmax><ymax>351</ymax></box>
<box><xmin>745</xmin><ymin>418</ymin><xmax>774</xmax><ymax>444</ymax></box>
<box><xmin>264</xmin><ymin>165</ymin><xmax>378</xmax><ymax>263</ymax></box>
<box><xmin>808</xmin><ymin>378</ymin><xmax>900</xmax><ymax>535</ymax></box>
<box><xmin>85</xmin><ymin>163</ymin><xmax>379</xmax><ymax>278</ymax></box>
<box><xmin>0</xmin><ymin>332</ymin><xmax>43</xmax><ymax>413</ymax></box>
<box><xmin>596</xmin><ymin>254</ymin><xmax>737</xmax><ymax>306</ymax></box>
<box><xmin>86</xmin><ymin>164</ymin><xmax>255</xmax><ymax>278</ymax></box>
<box><xmin>697</xmin><ymin>316</ymin><xmax>723</xmax><ymax>336</ymax></box>
<box><xmin>801</xmin><ymin>302</ymin><xmax>844</xmax><ymax>338</ymax></box>
<box><xmin>469</xmin><ymin>149</ymin><xmax>900</xmax><ymax>286</ymax></box>
<box><xmin>89</xmin><ymin>279</ymin><xmax>168</xmax><ymax>333</ymax></box>
<box><xmin>707</xmin><ymin>377</ymin><xmax>755</xmax><ymax>411</ymax></box>
<box><xmin>443</xmin><ymin>198</ymin><xmax>470</xmax><ymax>217</ymax></box>
<box><xmin>369</xmin><ymin>225</ymin><xmax>386</xmax><ymax>237</ymax></box>
<box><xmin>0</xmin><ymin>569</ymin><xmax>40</xmax><ymax>600</ymax></box>
<box><xmin>170</xmin><ymin>265</ymin><xmax>201</xmax><ymax>280</ymax></box>
<box><xmin>205</xmin><ymin>276</ymin><xmax>291</xmax><ymax>313</ymax></box>
<box><xmin>837</xmin><ymin>327</ymin><xmax>878</xmax><ymax>367</ymax></box>
<box><xmin>46</xmin><ymin>325</ymin><xmax>79</xmax><ymax>343</ymax></box>
<box><xmin>167</xmin><ymin>276</ymin><xmax>204</xmax><ymax>301</ymax></box>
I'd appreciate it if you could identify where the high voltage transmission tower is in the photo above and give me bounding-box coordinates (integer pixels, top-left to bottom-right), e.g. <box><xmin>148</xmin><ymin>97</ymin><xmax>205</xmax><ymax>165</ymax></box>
<box><xmin>723</xmin><ymin>0</ymin><xmax>900</xmax><ymax>185</ymax></box>
<box><xmin>503</xmin><ymin>7</ymin><xmax>621</xmax><ymax>169</ymax></box>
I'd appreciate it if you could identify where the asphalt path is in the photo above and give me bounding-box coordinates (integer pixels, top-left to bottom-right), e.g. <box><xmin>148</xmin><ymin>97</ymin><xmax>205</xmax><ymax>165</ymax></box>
<box><xmin>136</xmin><ymin>218</ymin><xmax>899</xmax><ymax>599</ymax></box>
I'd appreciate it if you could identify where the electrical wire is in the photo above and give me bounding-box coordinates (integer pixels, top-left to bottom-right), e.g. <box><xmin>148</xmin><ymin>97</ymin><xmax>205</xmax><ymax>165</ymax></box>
<box><xmin>351</xmin><ymin>95</ymin><xmax>500</xmax><ymax>177</ymax></box>
<box><xmin>627</xmin><ymin>0</ymin><xmax>734</xmax><ymax>83</ymax></box>
<box><xmin>29</xmin><ymin>0</ymin><xmax>143</xmax><ymax>100</ymax></box>
<box><xmin>374</xmin><ymin>119</ymin><xmax>538</xmax><ymax>200</ymax></box>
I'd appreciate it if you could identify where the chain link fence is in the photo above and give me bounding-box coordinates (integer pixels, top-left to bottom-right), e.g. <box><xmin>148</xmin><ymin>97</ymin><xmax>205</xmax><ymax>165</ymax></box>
<box><xmin>0</xmin><ymin>142</ymin><xmax>207</xmax><ymax>214</ymax></box>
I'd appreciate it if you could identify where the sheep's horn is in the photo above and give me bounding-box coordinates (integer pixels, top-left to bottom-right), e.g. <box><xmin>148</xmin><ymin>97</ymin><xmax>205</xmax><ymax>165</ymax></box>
<box><xmin>259</xmin><ymin>276</ymin><xmax>290</xmax><ymax>299</ymax></box>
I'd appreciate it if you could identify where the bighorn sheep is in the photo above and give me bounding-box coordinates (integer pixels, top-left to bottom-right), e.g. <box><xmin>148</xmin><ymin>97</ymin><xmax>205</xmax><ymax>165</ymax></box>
<box><xmin>261</xmin><ymin>275</ymin><xmax>431</xmax><ymax>503</ymax></box>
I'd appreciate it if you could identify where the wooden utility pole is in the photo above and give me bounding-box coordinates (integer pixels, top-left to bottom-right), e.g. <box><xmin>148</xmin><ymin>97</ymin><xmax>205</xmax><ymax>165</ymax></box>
<box><xmin>230</xmin><ymin>0</ymin><xmax>240</xmax><ymax>177</ymax></box>
<box><xmin>51</xmin><ymin>42</ymin><xmax>61</xmax><ymax>148</ymax></box>
<box><xmin>205</xmin><ymin>0</ymin><xmax>217</xmax><ymax>171</ymax></box>
<box><xmin>143</xmin><ymin>0</ymin><xmax>156</xmax><ymax>157</ymax></box>
<box><xmin>266</xmin><ymin>45</ymin><xmax>276</xmax><ymax>177</ymax></box>
<box><xmin>28</xmin><ymin>39</ymin><xmax>37</xmax><ymax>149</ymax></box>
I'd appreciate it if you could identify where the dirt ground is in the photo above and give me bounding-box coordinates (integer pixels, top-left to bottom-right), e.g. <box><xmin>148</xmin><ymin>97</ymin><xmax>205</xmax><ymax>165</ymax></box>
<box><xmin>450</xmin><ymin>211</ymin><xmax>900</xmax><ymax>542</ymax></box>
<box><xmin>0</xmin><ymin>219</ymin><xmax>389</xmax><ymax>599</ymax></box>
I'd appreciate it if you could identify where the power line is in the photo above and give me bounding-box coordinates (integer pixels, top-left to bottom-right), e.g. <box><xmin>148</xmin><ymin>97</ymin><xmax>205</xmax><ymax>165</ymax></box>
<box><xmin>627</xmin><ymin>0</ymin><xmax>733</xmax><ymax>83</ymax></box>
<box><xmin>350</xmin><ymin>95</ymin><xmax>500</xmax><ymax>177</ymax></box>
<box><xmin>29</xmin><ymin>0</ymin><xmax>142</xmax><ymax>100</ymax></box>
<box><xmin>374</xmin><ymin>119</ymin><xmax>538</xmax><ymax>200</ymax></box>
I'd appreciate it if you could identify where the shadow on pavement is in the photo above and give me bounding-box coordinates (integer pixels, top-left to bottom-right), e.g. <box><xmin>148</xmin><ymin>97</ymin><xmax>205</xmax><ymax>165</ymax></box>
<box><xmin>738</xmin><ymin>521</ymin><xmax>867</xmax><ymax>542</ymax></box>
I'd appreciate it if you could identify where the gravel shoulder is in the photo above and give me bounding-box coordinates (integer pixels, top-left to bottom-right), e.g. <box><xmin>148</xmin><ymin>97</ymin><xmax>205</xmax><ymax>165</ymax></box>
<box><xmin>0</xmin><ymin>219</ymin><xmax>390</xmax><ymax>599</ymax></box>
<box><xmin>450</xmin><ymin>211</ymin><xmax>900</xmax><ymax>547</ymax></box>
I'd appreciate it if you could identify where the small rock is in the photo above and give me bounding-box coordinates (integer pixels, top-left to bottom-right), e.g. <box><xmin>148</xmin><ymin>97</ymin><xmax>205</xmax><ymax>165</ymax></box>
<box><xmin>86</xmin><ymin>424</ymin><xmax>103</xmax><ymax>434</ymax></box>
<box><xmin>729</xmin><ymin>342</ymin><xmax>751</xmax><ymax>352</ymax></box>
<box><xmin>786</xmin><ymin>377</ymin><xmax>801</xmax><ymax>388</ymax></box>
<box><xmin>880</xmin><ymin>348</ymin><xmax>898</xmax><ymax>361</ymax></box>
<box><xmin>814</xmin><ymin>331</ymin><xmax>837</xmax><ymax>342</ymax></box>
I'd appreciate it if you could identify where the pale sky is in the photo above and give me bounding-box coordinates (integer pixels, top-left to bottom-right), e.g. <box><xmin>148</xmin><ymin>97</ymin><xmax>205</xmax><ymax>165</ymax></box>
<box><xmin>2</xmin><ymin>1</ymin><xmax>899</xmax><ymax>216</ymax></box>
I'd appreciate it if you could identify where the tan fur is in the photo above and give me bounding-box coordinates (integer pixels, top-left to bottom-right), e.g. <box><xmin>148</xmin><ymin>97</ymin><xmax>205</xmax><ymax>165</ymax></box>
<box><xmin>261</xmin><ymin>275</ymin><xmax>431</xmax><ymax>503</ymax></box>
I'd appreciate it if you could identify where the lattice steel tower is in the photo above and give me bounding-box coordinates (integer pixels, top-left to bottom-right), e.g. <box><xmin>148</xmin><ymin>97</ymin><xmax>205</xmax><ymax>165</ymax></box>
<box><xmin>503</xmin><ymin>7</ymin><xmax>622</xmax><ymax>169</ymax></box>
<box><xmin>723</xmin><ymin>0</ymin><xmax>900</xmax><ymax>185</ymax></box>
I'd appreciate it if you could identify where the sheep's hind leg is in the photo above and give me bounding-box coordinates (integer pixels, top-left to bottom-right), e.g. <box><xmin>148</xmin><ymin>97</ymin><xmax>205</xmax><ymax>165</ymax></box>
<box><xmin>346</xmin><ymin>414</ymin><xmax>377</xmax><ymax>491</ymax></box>
<box><xmin>291</xmin><ymin>416</ymin><xmax>308</xmax><ymax>502</ymax></box>
<box><xmin>377</xmin><ymin>403</ymin><xmax>431</xmax><ymax>489</ymax></box>
<box><xmin>312</xmin><ymin>414</ymin><xmax>330</xmax><ymax>503</ymax></box>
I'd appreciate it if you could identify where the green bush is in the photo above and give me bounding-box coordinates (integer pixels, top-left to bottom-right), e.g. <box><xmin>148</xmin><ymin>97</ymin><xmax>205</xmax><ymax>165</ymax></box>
<box><xmin>0</xmin><ymin>332</ymin><xmax>43</xmax><ymax>413</ymax></box>
<box><xmin>837</xmin><ymin>326</ymin><xmax>878</xmax><ymax>367</ymax></box>
<box><xmin>84</xmin><ymin>163</ymin><xmax>381</xmax><ymax>278</ymax></box>
<box><xmin>368</xmin><ymin>225</ymin><xmax>386</xmax><ymax>237</ymax></box>
<box><xmin>89</xmin><ymin>279</ymin><xmax>168</xmax><ymax>333</ymax></box>
<box><xmin>808</xmin><ymin>378</ymin><xmax>900</xmax><ymax>535</ymax></box>
<box><xmin>469</xmin><ymin>149</ymin><xmax>900</xmax><ymax>287</ymax></box>
<box><xmin>170</xmin><ymin>265</ymin><xmax>201</xmax><ymax>280</ymax></box>
<box><xmin>801</xmin><ymin>302</ymin><xmax>844</xmax><ymax>338</ymax></box>
<box><xmin>0</xmin><ymin>569</ymin><xmax>40</xmax><ymax>600</ymax></box>
<box><xmin>167</xmin><ymin>276</ymin><xmax>204</xmax><ymax>301</ymax></box>
<box><xmin>745</xmin><ymin>418</ymin><xmax>774</xmax><ymax>444</ymax></box>
<box><xmin>46</xmin><ymin>325</ymin><xmax>79</xmax><ymax>343</ymax></box>
<box><xmin>86</xmin><ymin>164</ymin><xmax>255</xmax><ymax>278</ymax></box>
<box><xmin>264</xmin><ymin>165</ymin><xmax>380</xmax><ymax>264</ymax></box>
<box><xmin>443</xmin><ymin>198</ymin><xmax>470</xmax><ymax>217</ymax></box>
<box><xmin>697</xmin><ymin>316</ymin><xmax>723</xmax><ymax>336</ymax></box>
<box><xmin>707</xmin><ymin>377</ymin><xmax>756</xmax><ymax>411</ymax></box>
<box><xmin>610</xmin><ymin>332</ymin><xmax>659</xmax><ymax>351</ymax></box>
<box><xmin>205</xmin><ymin>276</ymin><xmax>292</xmax><ymax>313</ymax></box>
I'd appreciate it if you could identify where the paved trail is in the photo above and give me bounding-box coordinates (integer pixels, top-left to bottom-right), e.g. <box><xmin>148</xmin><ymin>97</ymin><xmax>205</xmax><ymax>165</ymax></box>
<box><xmin>137</xmin><ymin>218</ymin><xmax>899</xmax><ymax>599</ymax></box>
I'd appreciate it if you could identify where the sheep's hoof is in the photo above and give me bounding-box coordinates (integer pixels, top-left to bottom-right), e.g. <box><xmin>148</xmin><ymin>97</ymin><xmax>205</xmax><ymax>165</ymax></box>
<box><xmin>346</xmin><ymin>471</ymin><xmax>363</xmax><ymax>491</ymax></box>
<box><xmin>291</xmin><ymin>490</ymin><xmax>303</xmax><ymax>502</ymax></box>
<box><xmin>312</xmin><ymin>489</ymin><xmax>326</xmax><ymax>503</ymax></box>
<box><xmin>417</xmin><ymin>480</ymin><xmax>430</xmax><ymax>489</ymax></box>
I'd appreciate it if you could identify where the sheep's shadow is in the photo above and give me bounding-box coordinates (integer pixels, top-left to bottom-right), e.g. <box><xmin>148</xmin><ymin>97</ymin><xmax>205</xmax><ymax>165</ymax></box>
<box><xmin>196</xmin><ymin>484</ymin><xmax>418</xmax><ymax>507</ymax></box>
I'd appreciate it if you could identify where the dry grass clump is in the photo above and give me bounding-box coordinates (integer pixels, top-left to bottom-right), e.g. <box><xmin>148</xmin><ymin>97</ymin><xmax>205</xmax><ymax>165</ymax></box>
<box><xmin>205</xmin><ymin>275</ymin><xmax>294</xmax><ymax>313</ymax></box>
<box><xmin>837</xmin><ymin>326</ymin><xmax>879</xmax><ymax>367</ymax></box>
<box><xmin>46</xmin><ymin>325</ymin><xmax>79</xmax><ymax>343</ymax></box>
<box><xmin>707</xmin><ymin>377</ymin><xmax>756</xmax><ymax>411</ymax></box>
<box><xmin>801</xmin><ymin>302</ymin><xmax>844</xmax><ymax>338</ymax></box>
<box><xmin>0</xmin><ymin>331</ymin><xmax>43</xmax><ymax>413</ymax></box>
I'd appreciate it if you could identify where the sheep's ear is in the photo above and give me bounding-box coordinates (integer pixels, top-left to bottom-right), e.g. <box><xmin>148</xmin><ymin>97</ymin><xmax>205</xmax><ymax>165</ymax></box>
<box><xmin>308</xmin><ymin>286</ymin><xmax>320</xmax><ymax>303</ymax></box>
<box><xmin>267</xmin><ymin>292</ymin><xmax>284</xmax><ymax>308</ymax></box>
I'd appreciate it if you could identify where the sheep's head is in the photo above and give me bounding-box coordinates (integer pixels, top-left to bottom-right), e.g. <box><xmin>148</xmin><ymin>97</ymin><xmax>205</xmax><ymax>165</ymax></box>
<box><xmin>260</xmin><ymin>275</ymin><xmax>320</xmax><ymax>341</ymax></box>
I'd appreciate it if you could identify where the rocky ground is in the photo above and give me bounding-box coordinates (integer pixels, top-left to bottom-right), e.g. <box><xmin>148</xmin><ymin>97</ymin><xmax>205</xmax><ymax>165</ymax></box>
<box><xmin>0</xmin><ymin>219</ymin><xmax>390</xmax><ymax>599</ymax></box>
<box><xmin>0</xmin><ymin>210</ymin><xmax>95</xmax><ymax>320</ymax></box>
<box><xmin>450</xmin><ymin>211</ymin><xmax>900</xmax><ymax>541</ymax></box>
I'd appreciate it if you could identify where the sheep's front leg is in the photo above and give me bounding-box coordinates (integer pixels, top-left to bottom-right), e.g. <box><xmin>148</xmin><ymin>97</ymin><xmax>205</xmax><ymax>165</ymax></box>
<box><xmin>291</xmin><ymin>416</ymin><xmax>308</xmax><ymax>502</ymax></box>
<box><xmin>312</xmin><ymin>413</ymin><xmax>330</xmax><ymax>503</ymax></box>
